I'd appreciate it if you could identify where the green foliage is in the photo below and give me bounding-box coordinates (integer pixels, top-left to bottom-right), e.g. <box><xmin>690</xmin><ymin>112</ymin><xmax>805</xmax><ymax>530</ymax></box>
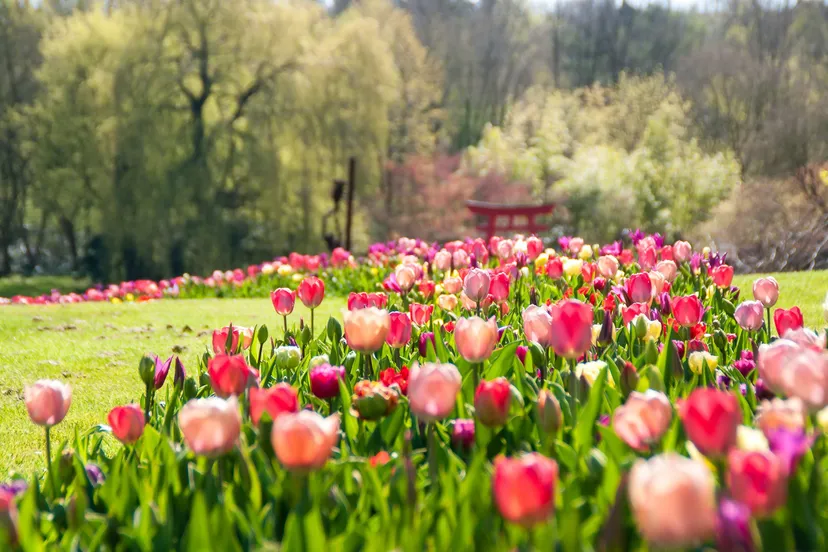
<box><xmin>464</xmin><ymin>75</ymin><xmax>742</xmax><ymax>242</ymax></box>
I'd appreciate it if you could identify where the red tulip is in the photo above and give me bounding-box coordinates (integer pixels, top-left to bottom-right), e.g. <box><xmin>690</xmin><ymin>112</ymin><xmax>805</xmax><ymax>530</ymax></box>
<box><xmin>0</xmin><ymin>488</ymin><xmax>18</xmax><ymax>547</ymax></box>
<box><xmin>249</xmin><ymin>384</ymin><xmax>299</xmax><ymax>426</ymax></box>
<box><xmin>409</xmin><ymin>303</ymin><xmax>434</xmax><ymax>326</ymax></box>
<box><xmin>581</xmin><ymin>262</ymin><xmax>596</xmax><ymax>283</ymax></box>
<box><xmin>386</xmin><ymin>312</ymin><xmax>413</xmax><ymax>348</ymax></box>
<box><xmin>475</xmin><ymin>377</ymin><xmax>512</xmax><ymax>427</ymax></box>
<box><xmin>270</xmin><ymin>288</ymin><xmax>295</xmax><ymax>316</ymax></box>
<box><xmin>208</xmin><ymin>354</ymin><xmax>257</xmax><ymax>398</ymax></box>
<box><xmin>418</xmin><ymin>280</ymin><xmax>436</xmax><ymax>299</ymax></box>
<box><xmin>212</xmin><ymin>326</ymin><xmax>240</xmax><ymax>354</ymax></box>
<box><xmin>492</xmin><ymin>453</ymin><xmax>558</xmax><ymax>526</ymax></box>
<box><xmin>626</xmin><ymin>273</ymin><xmax>653</xmax><ymax>304</ymax></box>
<box><xmin>753</xmin><ymin>277</ymin><xmax>779</xmax><ymax>308</ymax></box>
<box><xmin>671</xmin><ymin>295</ymin><xmax>704</xmax><ymax>328</ymax></box>
<box><xmin>710</xmin><ymin>265</ymin><xmax>734</xmax><ymax>288</ymax></box>
<box><xmin>548</xmin><ymin>300</ymin><xmax>594</xmax><ymax>359</ymax></box>
<box><xmin>348</xmin><ymin>292</ymin><xmax>387</xmax><ymax>310</ymax></box>
<box><xmin>678</xmin><ymin>388</ymin><xmax>741</xmax><ymax>456</ymax></box>
<box><xmin>489</xmin><ymin>272</ymin><xmax>510</xmax><ymax>303</ymax></box>
<box><xmin>379</xmin><ymin>365</ymin><xmax>409</xmax><ymax>395</ymax></box>
<box><xmin>107</xmin><ymin>404</ymin><xmax>145</xmax><ymax>444</ymax></box>
<box><xmin>727</xmin><ymin>449</ymin><xmax>787</xmax><ymax>517</ymax></box>
<box><xmin>774</xmin><ymin>306</ymin><xmax>803</xmax><ymax>338</ymax></box>
<box><xmin>297</xmin><ymin>276</ymin><xmax>325</xmax><ymax>308</ymax></box>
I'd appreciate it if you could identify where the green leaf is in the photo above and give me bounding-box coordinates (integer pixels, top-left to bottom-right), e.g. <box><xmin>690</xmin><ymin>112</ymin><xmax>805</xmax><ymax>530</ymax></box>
<box><xmin>574</xmin><ymin>366</ymin><xmax>608</xmax><ymax>454</ymax></box>
<box><xmin>339</xmin><ymin>378</ymin><xmax>360</xmax><ymax>451</ymax></box>
<box><xmin>183</xmin><ymin>493</ymin><xmax>212</xmax><ymax>552</ymax></box>
<box><xmin>485</xmin><ymin>342</ymin><xmax>519</xmax><ymax>379</ymax></box>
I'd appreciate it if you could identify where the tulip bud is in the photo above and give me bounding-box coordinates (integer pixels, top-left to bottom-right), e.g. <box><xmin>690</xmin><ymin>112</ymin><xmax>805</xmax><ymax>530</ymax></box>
<box><xmin>139</xmin><ymin>355</ymin><xmax>155</xmax><ymax>387</ymax></box>
<box><xmin>597</xmin><ymin>314</ymin><xmax>614</xmax><ymax>346</ymax></box>
<box><xmin>620</xmin><ymin>362</ymin><xmax>639</xmax><ymax>397</ymax></box>
<box><xmin>537</xmin><ymin>390</ymin><xmax>562</xmax><ymax>434</ymax></box>
<box><xmin>275</xmin><ymin>346</ymin><xmax>302</xmax><ymax>370</ymax></box>
<box><xmin>352</xmin><ymin>381</ymin><xmax>399</xmax><ymax>421</ymax></box>
<box><xmin>632</xmin><ymin>314</ymin><xmax>648</xmax><ymax>341</ymax></box>
<box><xmin>183</xmin><ymin>377</ymin><xmax>198</xmax><ymax>401</ymax></box>
<box><xmin>309</xmin><ymin>354</ymin><xmax>329</xmax><ymax>369</ymax></box>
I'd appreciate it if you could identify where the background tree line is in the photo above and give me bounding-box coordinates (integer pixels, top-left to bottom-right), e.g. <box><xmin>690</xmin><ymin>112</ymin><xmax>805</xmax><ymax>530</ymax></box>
<box><xmin>1</xmin><ymin>0</ymin><xmax>827</xmax><ymax>281</ymax></box>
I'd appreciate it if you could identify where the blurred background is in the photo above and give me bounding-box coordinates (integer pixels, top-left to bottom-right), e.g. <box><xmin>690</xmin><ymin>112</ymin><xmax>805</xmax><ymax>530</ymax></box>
<box><xmin>1</xmin><ymin>0</ymin><xmax>827</xmax><ymax>285</ymax></box>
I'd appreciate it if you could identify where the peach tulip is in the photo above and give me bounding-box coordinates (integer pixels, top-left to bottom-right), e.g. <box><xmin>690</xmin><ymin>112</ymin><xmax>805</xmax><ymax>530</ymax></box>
<box><xmin>434</xmin><ymin>249</ymin><xmax>452</xmax><ymax>271</ymax></box>
<box><xmin>395</xmin><ymin>264</ymin><xmax>417</xmax><ymax>293</ymax></box>
<box><xmin>343</xmin><ymin>307</ymin><xmax>391</xmax><ymax>353</ymax></box>
<box><xmin>179</xmin><ymin>397</ymin><xmax>242</xmax><ymax>457</ymax></box>
<box><xmin>107</xmin><ymin>404</ymin><xmax>145</xmax><ymax>444</ymax></box>
<box><xmin>648</xmin><ymin>270</ymin><xmax>666</xmax><ymax>295</ymax></box>
<box><xmin>753</xmin><ymin>277</ymin><xmax>779</xmax><ymax>308</ymax></box>
<box><xmin>654</xmin><ymin>260</ymin><xmax>677</xmax><ymax>283</ymax></box>
<box><xmin>437</xmin><ymin>294</ymin><xmax>458</xmax><ymax>311</ymax></box>
<box><xmin>24</xmin><ymin>380</ymin><xmax>72</xmax><ymax>427</ymax></box>
<box><xmin>522</xmin><ymin>305</ymin><xmax>554</xmax><ymax>348</ymax></box>
<box><xmin>455</xmin><ymin>316</ymin><xmax>499</xmax><ymax>363</ymax></box>
<box><xmin>492</xmin><ymin>453</ymin><xmax>558</xmax><ymax>526</ymax></box>
<box><xmin>408</xmin><ymin>362</ymin><xmax>462</xmax><ymax>421</ymax></box>
<box><xmin>271</xmin><ymin>411</ymin><xmax>340</xmax><ymax>471</ymax></box>
<box><xmin>756</xmin><ymin>398</ymin><xmax>806</xmax><ymax>437</ymax></box>
<box><xmin>628</xmin><ymin>454</ymin><xmax>717</xmax><ymax>548</ymax></box>
<box><xmin>734</xmin><ymin>300</ymin><xmax>764</xmax><ymax>331</ymax></box>
<box><xmin>443</xmin><ymin>276</ymin><xmax>462</xmax><ymax>295</ymax></box>
<box><xmin>596</xmin><ymin>255</ymin><xmax>619</xmax><ymax>279</ymax></box>
<box><xmin>613</xmin><ymin>390</ymin><xmax>672</xmax><ymax>452</ymax></box>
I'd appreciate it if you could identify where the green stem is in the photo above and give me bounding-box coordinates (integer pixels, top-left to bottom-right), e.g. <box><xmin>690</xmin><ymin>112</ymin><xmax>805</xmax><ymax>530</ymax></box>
<box><xmin>365</xmin><ymin>353</ymin><xmax>373</xmax><ymax>379</ymax></box>
<box><xmin>45</xmin><ymin>426</ymin><xmax>55</xmax><ymax>496</ymax></box>
<box><xmin>144</xmin><ymin>384</ymin><xmax>153</xmax><ymax>423</ymax></box>
<box><xmin>283</xmin><ymin>315</ymin><xmax>288</xmax><ymax>342</ymax></box>
<box><xmin>310</xmin><ymin>309</ymin><xmax>315</xmax><ymax>341</ymax></box>
<box><xmin>427</xmin><ymin>423</ymin><xmax>439</xmax><ymax>491</ymax></box>
<box><xmin>766</xmin><ymin>308</ymin><xmax>772</xmax><ymax>341</ymax></box>
<box><xmin>473</xmin><ymin>362</ymin><xmax>481</xmax><ymax>390</ymax></box>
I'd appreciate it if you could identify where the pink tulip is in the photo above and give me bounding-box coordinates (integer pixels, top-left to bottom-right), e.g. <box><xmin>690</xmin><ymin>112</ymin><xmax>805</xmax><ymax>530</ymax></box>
<box><xmin>475</xmin><ymin>377</ymin><xmax>512</xmax><ymax>427</ymax></box>
<box><xmin>434</xmin><ymin>250</ymin><xmax>452</xmax><ymax>271</ymax></box>
<box><xmin>655</xmin><ymin>260</ymin><xmax>678</xmax><ymax>283</ymax></box>
<box><xmin>727</xmin><ymin>450</ymin><xmax>787</xmax><ymax>517</ymax></box>
<box><xmin>546</xmin><ymin>257</ymin><xmax>563</xmax><ymax>279</ymax></box>
<box><xmin>673</xmin><ymin>240</ymin><xmax>692</xmax><ymax>263</ymax></box>
<box><xmin>734</xmin><ymin>300</ymin><xmax>764</xmax><ymax>331</ymax></box>
<box><xmin>208</xmin><ymin>354</ymin><xmax>258</xmax><ymax>398</ymax></box>
<box><xmin>409</xmin><ymin>303</ymin><xmax>434</xmax><ymax>326</ymax></box>
<box><xmin>386</xmin><ymin>312</ymin><xmax>413</xmax><ymax>348</ymax></box>
<box><xmin>776</xmin><ymin>346</ymin><xmax>828</xmax><ymax>411</ymax></box>
<box><xmin>613</xmin><ymin>390</ymin><xmax>672</xmax><ymax>452</ymax></box>
<box><xmin>463</xmin><ymin>269</ymin><xmax>491</xmax><ymax>303</ymax></box>
<box><xmin>496</xmin><ymin>239</ymin><xmax>514</xmax><ymax>260</ymax></box>
<box><xmin>626</xmin><ymin>273</ymin><xmax>653</xmax><ymax>304</ymax></box>
<box><xmin>548</xmin><ymin>300</ymin><xmax>594</xmax><ymax>359</ymax></box>
<box><xmin>271</xmin><ymin>411</ymin><xmax>340</xmax><ymax>471</ymax></box>
<box><xmin>596</xmin><ymin>255</ymin><xmax>619</xmax><ymax>279</ymax></box>
<box><xmin>526</xmin><ymin>236</ymin><xmax>544</xmax><ymax>260</ymax></box>
<box><xmin>522</xmin><ymin>305</ymin><xmax>554</xmax><ymax>348</ymax></box>
<box><xmin>297</xmin><ymin>276</ymin><xmax>325</xmax><ymax>308</ymax></box>
<box><xmin>753</xmin><ymin>277</ymin><xmax>779</xmax><ymax>308</ymax></box>
<box><xmin>671</xmin><ymin>295</ymin><xmax>704</xmax><ymax>327</ymax></box>
<box><xmin>492</xmin><ymin>453</ymin><xmax>558</xmax><ymax>526</ymax></box>
<box><xmin>455</xmin><ymin>316</ymin><xmax>499</xmax><ymax>363</ymax></box>
<box><xmin>107</xmin><ymin>404</ymin><xmax>145</xmax><ymax>444</ymax></box>
<box><xmin>24</xmin><ymin>380</ymin><xmax>72</xmax><ymax>426</ymax></box>
<box><xmin>408</xmin><ymin>362</ymin><xmax>461</xmax><ymax>421</ymax></box>
<box><xmin>179</xmin><ymin>397</ymin><xmax>242</xmax><ymax>457</ymax></box>
<box><xmin>489</xmin><ymin>272</ymin><xmax>510</xmax><ymax>303</ymax></box>
<box><xmin>270</xmin><ymin>288</ymin><xmax>295</xmax><ymax>316</ymax></box>
<box><xmin>249</xmin><ymin>384</ymin><xmax>299</xmax><ymax>426</ymax></box>
<box><xmin>628</xmin><ymin>454</ymin><xmax>717</xmax><ymax>548</ymax></box>
<box><xmin>569</xmin><ymin>237</ymin><xmax>584</xmax><ymax>254</ymax></box>
<box><xmin>638</xmin><ymin>245</ymin><xmax>657</xmax><ymax>271</ymax></box>
<box><xmin>757</xmin><ymin>338</ymin><xmax>802</xmax><ymax>394</ymax></box>
<box><xmin>343</xmin><ymin>307</ymin><xmax>390</xmax><ymax>353</ymax></box>
<box><xmin>310</xmin><ymin>364</ymin><xmax>346</xmax><ymax>399</ymax></box>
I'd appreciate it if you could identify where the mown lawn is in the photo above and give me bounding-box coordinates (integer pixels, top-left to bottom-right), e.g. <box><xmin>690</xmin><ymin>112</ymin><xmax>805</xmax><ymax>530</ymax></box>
<box><xmin>0</xmin><ymin>297</ymin><xmax>346</xmax><ymax>475</ymax></box>
<box><xmin>0</xmin><ymin>270</ymin><xmax>825</xmax><ymax>477</ymax></box>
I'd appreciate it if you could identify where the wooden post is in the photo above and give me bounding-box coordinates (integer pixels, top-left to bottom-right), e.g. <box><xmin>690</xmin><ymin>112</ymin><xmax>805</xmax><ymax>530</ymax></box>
<box><xmin>345</xmin><ymin>157</ymin><xmax>356</xmax><ymax>251</ymax></box>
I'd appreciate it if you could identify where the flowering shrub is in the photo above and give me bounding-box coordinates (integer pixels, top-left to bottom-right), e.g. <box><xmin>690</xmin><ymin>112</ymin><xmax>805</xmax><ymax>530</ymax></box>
<box><xmin>4</xmin><ymin>234</ymin><xmax>828</xmax><ymax>550</ymax></box>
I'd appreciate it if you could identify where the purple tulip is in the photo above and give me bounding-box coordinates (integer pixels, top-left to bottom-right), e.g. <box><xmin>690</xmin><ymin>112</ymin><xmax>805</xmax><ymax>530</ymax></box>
<box><xmin>419</xmin><ymin>332</ymin><xmax>436</xmax><ymax>357</ymax></box>
<box><xmin>173</xmin><ymin>356</ymin><xmax>186</xmax><ymax>387</ymax></box>
<box><xmin>153</xmin><ymin>355</ymin><xmax>172</xmax><ymax>390</ymax></box>
<box><xmin>558</xmin><ymin>236</ymin><xmax>572</xmax><ymax>250</ymax></box>
<box><xmin>716</xmin><ymin>499</ymin><xmax>754</xmax><ymax>552</ymax></box>
<box><xmin>452</xmin><ymin>419</ymin><xmax>475</xmax><ymax>449</ymax></box>
<box><xmin>767</xmin><ymin>429</ymin><xmax>814</xmax><ymax>476</ymax></box>
<box><xmin>516</xmin><ymin>345</ymin><xmax>529</xmax><ymax>365</ymax></box>
<box><xmin>0</xmin><ymin>480</ymin><xmax>27</xmax><ymax>496</ymax></box>
<box><xmin>628</xmin><ymin>229</ymin><xmax>645</xmax><ymax>245</ymax></box>
<box><xmin>85</xmin><ymin>464</ymin><xmax>105</xmax><ymax>485</ymax></box>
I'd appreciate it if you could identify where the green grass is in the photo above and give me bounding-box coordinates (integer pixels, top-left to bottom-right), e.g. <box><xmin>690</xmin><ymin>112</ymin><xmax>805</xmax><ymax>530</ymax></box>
<box><xmin>733</xmin><ymin>271</ymin><xmax>827</xmax><ymax>329</ymax></box>
<box><xmin>0</xmin><ymin>274</ymin><xmax>91</xmax><ymax>298</ymax></box>
<box><xmin>0</xmin><ymin>297</ymin><xmax>345</xmax><ymax>476</ymax></box>
<box><xmin>0</xmin><ymin>269</ymin><xmax>825</xmax><ymax>477</ymax></box>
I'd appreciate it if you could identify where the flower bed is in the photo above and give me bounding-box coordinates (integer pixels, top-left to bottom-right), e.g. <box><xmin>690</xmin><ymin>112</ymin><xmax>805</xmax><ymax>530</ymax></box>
<box><xmin>4</xmin><ymin>234</ymin><xmax>828</xmax><ymax>550</ymax></box>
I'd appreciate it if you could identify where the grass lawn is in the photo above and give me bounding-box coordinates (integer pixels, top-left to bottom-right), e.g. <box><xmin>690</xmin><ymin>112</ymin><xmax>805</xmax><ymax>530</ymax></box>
<box><xmin>0</xmin><ymin>270</ymin><xmax>825</xmax><ymax>477</ymax></box>
<box><xmin>0</xmin><ymin>274</ymin><xmax>91</xmax><ymax>298</ymax></box>
<box><xmin>0</xmin><ymin>297</ymin><xmax>346</xmax><ymax>476</ymax></box>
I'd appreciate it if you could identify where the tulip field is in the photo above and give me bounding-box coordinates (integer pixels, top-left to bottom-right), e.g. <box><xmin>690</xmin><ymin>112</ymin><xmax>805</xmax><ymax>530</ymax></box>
<box><xmin>2</xmin><ymin>235</ymin><xmax>828</xmax><ymax>551</ymax></box>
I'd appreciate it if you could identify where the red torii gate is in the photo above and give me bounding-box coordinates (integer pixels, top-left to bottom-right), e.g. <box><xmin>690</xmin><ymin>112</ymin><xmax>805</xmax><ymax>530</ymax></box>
<box><xmin>466</xmin><ymin>200</ymin><xmax>556</xmax><ymax>240</ymax></box>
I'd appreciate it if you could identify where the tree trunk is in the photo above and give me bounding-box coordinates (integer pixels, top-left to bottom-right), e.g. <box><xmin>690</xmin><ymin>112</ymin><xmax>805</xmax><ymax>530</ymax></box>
<box><xmin>59</xmin><ymin>216</ymin><xmax>79</xmax><ymax>272</ymax></box>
